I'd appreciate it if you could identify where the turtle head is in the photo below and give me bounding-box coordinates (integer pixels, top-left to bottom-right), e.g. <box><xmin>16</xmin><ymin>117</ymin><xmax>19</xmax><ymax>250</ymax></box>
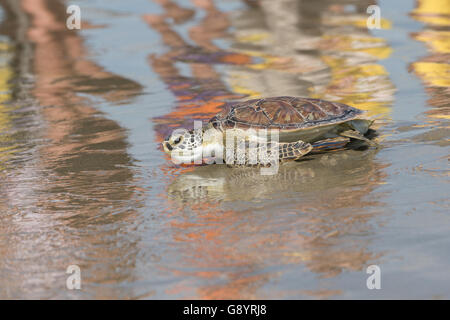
<box><xmin>163</xmin><ymin>128</ymin><xmax>203</xmax><ymax>163</ymax></box>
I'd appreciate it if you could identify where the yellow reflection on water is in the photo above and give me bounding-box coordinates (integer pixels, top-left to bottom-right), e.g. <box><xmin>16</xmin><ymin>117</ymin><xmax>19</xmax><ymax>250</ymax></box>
<box><xmin>414</xmin><ymin>30</ymin><xmax>450</xmax><ymax>53</ymax></box>
<box><xmin>324</xmin><ymin>15</ymin><xmax>392</xmax><ymax>30</ymax></box>
<box><xmin>410</xmin><ymin>0</ymin><xmax>450</xmax><ymax>121</ymax></box>
<box><xmin>413</xmin><ymin>62</ymin><xmax>450</xmax><ymax>87</ymax></box>
<box><xmin>227</xmin><ymin>2</ymin><xmax>395</xmax><ymax>121</ymax></box>
<box><xmin>0</xmin><ymin>41</ymin><xmax>15</xmax><ymax>171</ymax></box>
<box><xmin>314</xmin><ymin>55</ymin><xmax>393</xmax><ymax>117</ymax></box>
<box><xmin>411</xmin><ymin>0</ymin><xmax>450</xmax><ymax>26</ymax></box>
<box><xmin>310</xmin><ymin>14</ymin><xmax>395</xmax><ymax>120</ymax></box>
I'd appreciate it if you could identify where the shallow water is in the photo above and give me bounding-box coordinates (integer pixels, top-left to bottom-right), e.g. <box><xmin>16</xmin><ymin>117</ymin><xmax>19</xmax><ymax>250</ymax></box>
<box><xmin>0</xmin><ymin>0</ymin><xmax>448</xmax><ymax>299</ymax></box>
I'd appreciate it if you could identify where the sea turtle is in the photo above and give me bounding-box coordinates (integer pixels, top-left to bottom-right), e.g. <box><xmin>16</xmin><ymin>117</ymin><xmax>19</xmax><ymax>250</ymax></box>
<box><xmin>162</xmin><ymin>96</ymin><xmax>376</xmax><ymax>166</ymax></box>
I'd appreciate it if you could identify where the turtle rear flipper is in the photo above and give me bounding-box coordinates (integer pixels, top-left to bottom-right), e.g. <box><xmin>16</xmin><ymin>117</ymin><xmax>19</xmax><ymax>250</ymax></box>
<box><xmin>278</xmin><ymin>140</ymin><xmax>313</xmax><ymax>162</ymax></box>
<box><xmin>340</xmin><ymin>130</ymin><xmax>378</xmax><ymax>147</ymax></box>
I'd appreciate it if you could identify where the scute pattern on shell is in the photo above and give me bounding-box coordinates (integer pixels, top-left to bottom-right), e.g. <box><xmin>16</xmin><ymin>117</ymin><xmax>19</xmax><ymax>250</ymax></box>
<box><xmin>209</xmin><ymin>96</ymin><xmax>364</xmax><ymax>130</ymax></box>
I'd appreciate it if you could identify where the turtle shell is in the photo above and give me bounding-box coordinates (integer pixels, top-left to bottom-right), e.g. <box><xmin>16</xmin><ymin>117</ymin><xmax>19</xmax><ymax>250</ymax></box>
<box><xmin>209</xmin><ymin>96</ymin><xmax>365</xmax><ymax>130</ymax></box>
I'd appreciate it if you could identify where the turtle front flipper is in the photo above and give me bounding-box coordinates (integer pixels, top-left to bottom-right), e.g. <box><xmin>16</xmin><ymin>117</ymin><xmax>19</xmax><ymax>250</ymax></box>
<box><xmin>278</xmin><ymin>140</ymin><xmax>313</xmax><ymax>162</ymax></box>
<box><xmin>339</xmin><ymin>130</ymin><xmax>378</xmax><ymax>147</ymax></box>
<box><xmin>225</xmin><ymin>139</ymin><xmax>312</xmax><ymax>167</ymax></box>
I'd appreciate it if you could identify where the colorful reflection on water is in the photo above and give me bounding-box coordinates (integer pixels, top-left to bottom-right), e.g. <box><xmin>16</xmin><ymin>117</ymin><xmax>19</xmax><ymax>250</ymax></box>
<box><xmin>0</xmin><ymin>0</ymin><xmax>448</xmax><ymax>299</ymax></box>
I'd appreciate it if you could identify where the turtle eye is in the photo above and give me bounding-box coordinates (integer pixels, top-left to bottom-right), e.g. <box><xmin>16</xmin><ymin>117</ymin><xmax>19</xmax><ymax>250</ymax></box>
<box><xmin>173</xmin><ymin>136</ymin><xmax>182</xmax><ymax>144</ymax></box>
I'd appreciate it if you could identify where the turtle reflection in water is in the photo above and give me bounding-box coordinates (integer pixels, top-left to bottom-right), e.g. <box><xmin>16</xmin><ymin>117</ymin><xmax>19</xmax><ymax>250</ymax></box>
<box><xmin>168</xmin><ymin>147</ymin><xmax>381</xmax><ymax>203</ymax></box>
<box><xmin>162</xmin><ymin>96</ymin><xmax>377</xmax><ymax>166</ymax></box>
